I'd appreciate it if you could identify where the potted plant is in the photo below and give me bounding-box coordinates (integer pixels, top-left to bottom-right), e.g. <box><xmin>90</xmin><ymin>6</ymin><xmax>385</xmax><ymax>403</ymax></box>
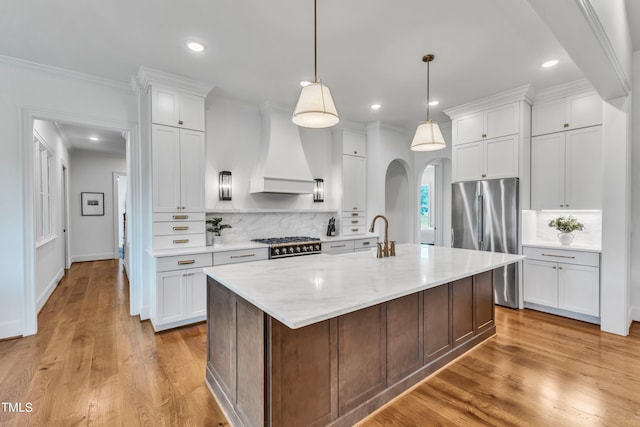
<box><xmin>548</xmin><ymin>216</ymin><xmax>584</xmax><ymax>246</ymax></box>
<box><xmin>206</xmin><ymin>217</ymin><xmax>232</xmax><ymax>246</ymax></box>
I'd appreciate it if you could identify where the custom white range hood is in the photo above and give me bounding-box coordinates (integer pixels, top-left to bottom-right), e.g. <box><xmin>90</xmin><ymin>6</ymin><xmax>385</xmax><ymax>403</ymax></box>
<box><xmin>250</xmin><ymin>103</ymin><xmax>315</xmax><ymax>194</ymax></box>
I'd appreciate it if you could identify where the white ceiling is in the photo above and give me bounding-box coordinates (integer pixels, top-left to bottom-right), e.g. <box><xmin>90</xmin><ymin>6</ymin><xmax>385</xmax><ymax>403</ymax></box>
<box><xmin>57</xmin><ymin>123</ymin><xmax>126</xmax><ymax>156</ymax></box>
<box><xmin>3</xmin><ymin>0</ymin><xmax>634</xmax><ymax>132</ymax></box>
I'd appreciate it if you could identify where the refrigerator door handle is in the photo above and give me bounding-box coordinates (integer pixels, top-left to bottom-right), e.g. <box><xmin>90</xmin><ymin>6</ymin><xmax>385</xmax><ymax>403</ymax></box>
<box><xmin>477</xmin><ymin>194</ymin><xmax>484</xmax><ymax>245</ymax></box>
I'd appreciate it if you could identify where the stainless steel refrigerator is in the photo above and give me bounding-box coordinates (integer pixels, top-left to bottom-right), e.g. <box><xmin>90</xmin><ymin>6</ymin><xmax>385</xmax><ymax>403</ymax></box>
<box><xmin>451</xmin><ymin>178</ymin><xmax>519</xmax><ymax>308</ymax></box>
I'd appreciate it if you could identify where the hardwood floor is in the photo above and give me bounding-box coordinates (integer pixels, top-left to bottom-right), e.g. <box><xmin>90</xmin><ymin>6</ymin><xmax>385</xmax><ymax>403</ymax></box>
<box><xmin>1</xmin><ymin>260</ymin><xmax>640</xmax><ymax>426</ymax></box>
<box><xmin>0</xmin><ymin>260</ymin><xmax>227</xmax><ymax>427</ymax></box>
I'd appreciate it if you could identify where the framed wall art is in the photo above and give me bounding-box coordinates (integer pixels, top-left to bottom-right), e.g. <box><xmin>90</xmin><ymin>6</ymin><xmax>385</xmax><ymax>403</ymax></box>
<box><xmin>81</xmin><ymin>192</ymin><xmax>104</xmax><ymax>216</ymax></box>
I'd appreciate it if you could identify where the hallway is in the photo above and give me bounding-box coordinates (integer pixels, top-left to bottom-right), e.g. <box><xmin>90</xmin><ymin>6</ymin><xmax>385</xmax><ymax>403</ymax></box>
<box><xmin>0</xmin><ymin>260</ymin><xmax>226</xmax><ymax>426</ymax></box>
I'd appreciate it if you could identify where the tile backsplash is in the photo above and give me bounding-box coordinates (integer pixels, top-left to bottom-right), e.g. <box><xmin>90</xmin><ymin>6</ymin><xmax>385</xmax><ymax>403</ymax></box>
<box><xmin>522</xmin><ymin>210</ymin><xmax>601</xmax><ymax>246</ymax></box>
<box><xmin>207</xmin><ymin>212</ymin><xmax>336</xmax><ymax>242</ymax></box>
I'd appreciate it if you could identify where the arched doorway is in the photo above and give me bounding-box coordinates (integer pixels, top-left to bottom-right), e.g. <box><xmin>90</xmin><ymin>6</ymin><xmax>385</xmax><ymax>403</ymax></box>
<box><xmin>385</xmin><ymin>159</ymin><xmax>411</xmax><ymax>243</ymax></box>
<box><xmin>416</xmin><ymin>158</ymin><xmax>452</xmax><ymax>247</ymax></box>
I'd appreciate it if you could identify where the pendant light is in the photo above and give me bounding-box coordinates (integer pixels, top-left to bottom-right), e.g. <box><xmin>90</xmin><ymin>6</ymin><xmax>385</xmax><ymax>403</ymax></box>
<box><xmin>410</xmin><ymin>54</ymin><xmax>445</xmax><ymax>151</ymax></box>
<box><xmin>292</xmin><ymin>0</ymin><xmax>339</xmax><ymax>128</ymax></box>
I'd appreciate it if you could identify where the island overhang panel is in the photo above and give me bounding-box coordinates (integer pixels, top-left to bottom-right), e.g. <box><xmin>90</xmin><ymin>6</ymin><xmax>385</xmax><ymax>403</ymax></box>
<box><xmin>204</xmin><ymin>244</ymin><xmax>524</xmax><ymax>427</ymax></box>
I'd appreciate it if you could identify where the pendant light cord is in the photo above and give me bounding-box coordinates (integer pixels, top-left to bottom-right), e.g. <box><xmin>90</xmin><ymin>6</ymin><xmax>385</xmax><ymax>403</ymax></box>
<box><xmin>314</xmin><ymin>0</ymin><xmax>318</xmax><ymax>83</ymax></box>
<box><xmin>426</xmin><ymin>58</ymin><xmax>430</xmax><ymax>122</ymax></box>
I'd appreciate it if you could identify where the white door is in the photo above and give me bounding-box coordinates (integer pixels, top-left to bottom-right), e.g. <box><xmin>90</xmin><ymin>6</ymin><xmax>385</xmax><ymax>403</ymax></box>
<box><xmin>566</xmin><ymin>92</ymin><xmax>602</xmax><ymax>130</ymax></box>
<box><xmin>564</xmin><ymin>127</ymin><xmax>602</xmax><ymax>210</ymax></box>
<box><xmin>452</xmin><ymin>141</ymin><xmax>483</xmax><ymax>182</ymax></box>
<box><xmin>530</xmin><ymin>133</ymin><xmax>565</xmax><ymax>210</ymax></box>
<box><xmin>157</xmin><ymin>271</ymin><xmax>188</xmax><ymax>324</ymax></box>
<box><xmin>178</xmin><ymin>93</ymin><xmax>206</xmax><ymax>131</ymax></box>
<box><xmin>558</xmin><ymin>264</ymin><xmax>600</xmax><ymax>316</ymax></box>
<box><xmin>485</xmin><ymin>135</ymin><xmax>518</xmax><ymax>179</ymax></box>
<box><xmin>152</xmin><ymin>125</ymin><xmax>181</xmax><ymax>212</ymax></box>
<box><xmin>485</xmin><ymin>104</ymin><xmax>518</xmax><ymax>140</ymax></box>
<box><xmin>188</xmin><ymin>270</ymin><xmax>207</xmax><ymax>317</ymax></box>
<box><xmin>179</xmin><ymin>129</ymin><xmax>205</xmax><ymax>212</ymax></box>
<box><xmin>152</xmin><ymin>86</ymin><xmax>180</xmax><ymax>127</ymax></box>
<box><xmin>532</xmin><ymin>98</ymin><xmax>566</xmax><ymax>136</ymax></box>
<box><xmin>454</xmin><ymin>112</ymin><xmax>484</xmax><ymax>144</ymax></box>
<box><xmin>523</xmin><ymin>260</ymin><xmax>558</xmax><ymax>307</ymax></box>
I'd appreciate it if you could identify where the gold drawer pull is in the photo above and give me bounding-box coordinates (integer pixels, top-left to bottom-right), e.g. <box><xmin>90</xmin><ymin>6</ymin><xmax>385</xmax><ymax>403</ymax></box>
<box><xmin>362</xmin><ymin>241</ymin><xmax>370</xmax><ymax>246</ymax></box>
<box><xmin>352</xmin><ymin>228</ymin><xmax>359</xmax><ymax>232</ymax></box>
<box><xmin>178</xmin><ymin>259</ymin><xmax>196</xmax><ymax>265</ymax></box>
<box><xmin>331</xmin><ymin>244</ymin><xmax>346</xmax><ymax>248</ymax></box>
<box><xmin>351</xmin><ymin>213</ymin><xmax>358</xmax><ymax>217</ymax></box>
<box><xmin>230</xmin><ymin>254</ymin><xmax>256</xmax><ymax>259</ymax></box>
<box><xmin>173</xmin><ymin>226</ymin><xmax>189</xmax><ymax>231</ymax></box>
<box><xmin>351</xmin><ymin>220</ymin><xmax>358</xmax><ymax>224</ymax></box>
<box><xmin>172</xmin><ymin>215</ymin><xmax>188</xmax><ymax>220</ymax></box>
<box><xmin>541</xmin><ymin>253</ymin><xmax>575</xmax><ymax>259</ymax></box>
<box><xmin>173</xmin><ymin>239</ymin><xmax>189</xmax><ymax>244</ymax></box>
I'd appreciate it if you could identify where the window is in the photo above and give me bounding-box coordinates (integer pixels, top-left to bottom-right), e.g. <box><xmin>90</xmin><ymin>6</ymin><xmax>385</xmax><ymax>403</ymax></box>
<box><xmin>34</xmin><ymin>132</ymin><xmax>54</xmax><ymax>243</ymax></box>
<box><xmin>420</xmin><ymin>184</ymin><xmax>430</xmax><ymax>229</ymax></box>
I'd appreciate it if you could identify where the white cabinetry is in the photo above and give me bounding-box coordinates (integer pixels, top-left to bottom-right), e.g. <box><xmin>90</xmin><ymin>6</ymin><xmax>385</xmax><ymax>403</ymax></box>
<box><xmin>153</xmin><ymin>252</ymin><xmax>213</xmax><ymax>331</ymax></box>
<box><xmin>531</xmin><ymin>125</ymin><xmax>602</xmax><ymax>210</ymax></box>
<box><xmin>333</xmin><ymin>129</ymin><xmax>367</xmax><ymax>235</ymax></box>
<box><xmin>523</xmin><ymin>246</ymin><xmax>600</xmax><ymax>323</ymax></box>
<box><xmin>446</xmin><ymin>87</ymin><xmax>532</xmax><ymax>184</ymax></box>
<box><xmin>322</xmin><ymin>237</ymin><xmax>377</xmax><ymax>255</ymax></box>
<box><xmin>532</xmin><ymin>91</ymin><xmax>602</xmax><ymax>136</ymax></box>
<box><xmin>152</xmin><ymin>125</ymin><xmax>205</xmax><ymax>213</ymax></box>
<box><xmin>151</xmin><ymin>86</ymin><xmax>205</xmax><ymax>131</ymax></box>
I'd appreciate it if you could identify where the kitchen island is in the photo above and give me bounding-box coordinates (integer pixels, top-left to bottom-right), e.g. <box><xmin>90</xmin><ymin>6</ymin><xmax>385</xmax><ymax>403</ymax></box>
<box><xmin>204</xmin><ymin>244</ymin><xmax>524</xmax><ymax>427</ymax></box>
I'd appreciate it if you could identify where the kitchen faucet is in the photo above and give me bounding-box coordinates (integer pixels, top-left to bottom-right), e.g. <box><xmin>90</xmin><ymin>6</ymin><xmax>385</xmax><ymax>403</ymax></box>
<box><xmin>369</xmin><ymin>215</ymin><xmax>396</xmax><ymax>258</ymax></box>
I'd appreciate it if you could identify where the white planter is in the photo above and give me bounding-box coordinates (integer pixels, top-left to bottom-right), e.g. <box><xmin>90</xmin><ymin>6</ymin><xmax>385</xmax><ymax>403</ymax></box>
<box><xmin>557</xmin><ymin>232</ymin><xmax>574</xmax><ymax>246</ymax></box>
<box><xmin>213</xmin><ymin>235</ymin><xmax>224</xmax><ymax>245</ymax></box>
<box><xmin>206</xmin><ymin>232</ymin><xmax>215</xmax><ymax>246</ymax></box>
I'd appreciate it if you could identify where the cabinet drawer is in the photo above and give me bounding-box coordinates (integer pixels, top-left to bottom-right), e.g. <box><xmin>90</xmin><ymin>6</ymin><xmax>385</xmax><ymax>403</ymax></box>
<box><xmin>153</xmin><ymin>221</ymin><xmax>205</xmax><ymax>236</ymax></box>
<box><xmin>156</xmin><ymin>252</ymin><xmax>212</xmax><ymax>273</ymax></box>
<box><xmin>354</xmin><ymin>238</ymin><xmax>377</xmax><ymax>251</ymax></box>
<box><xmin>343</xmin><ymin>216</ymin><xmax>366</xmax><ymax>227</ymax></box>
<box><xmin>342</xmin><ymin>225</ymin><xmax>366</xmax><ymax>236</ymax></box>
<box><xmin>153</xmin><ymin>234</ymin><xmax>206</xmax><ymax>249</ymax></box>
<box><xmin>214</xmin><ymin>248</ymin><xmax>269</xmax><ymax>266</ymax></box>
<box><xmin>323</xmin><ymin>240</ymin><xmax>355</xmax><ymax>254</ymax></box>
<box><xmin>153</xmin><ymin>212</ymin><xmax>205</xmax><ymax>222</ymax></box>
<box><xmin>523</xmin><ymin>246</ymin><xmax>599</xmax><ymax>267</ymax></box>
<box><xmin>343</xmin><ymin>211</ymin><xmax>366</xmax><ymax>219</ymax></box>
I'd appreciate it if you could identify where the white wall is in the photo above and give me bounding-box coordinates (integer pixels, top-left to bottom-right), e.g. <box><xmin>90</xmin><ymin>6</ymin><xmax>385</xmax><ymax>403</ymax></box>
<box><xmin>204</xmin><ymin>97</ymin><xmax>334</xmax><ymax>211</ymax></box>
<box><xmin>0</xmin><ymin>55</ymin><xmax>136</xmax><ymax>339</ymax></box>
<box><xmin>631</xmin><ymin>51</ymin><xmax>640</xmax><ymax>321</ymax></box>
<box><xmin>33</xmin><ymin>120</ymin><xmax>69</xmax><ymax>312</ymax></box>
<box><xmin>69</xmin><ymin>151</ymin><xmax>126</xmax><ymax>262</ymax></box>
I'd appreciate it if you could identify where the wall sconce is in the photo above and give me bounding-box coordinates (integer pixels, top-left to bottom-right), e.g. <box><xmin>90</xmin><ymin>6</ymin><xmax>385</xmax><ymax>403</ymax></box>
<box><xmin>314</xmin><ymin>178</ymin><xmax>324</xmax><ymax>202</ymax></box>
<box><xmin>219</xmin><ymin>171</ymin><xmax>232</xmax><ymax>201</ymax></box>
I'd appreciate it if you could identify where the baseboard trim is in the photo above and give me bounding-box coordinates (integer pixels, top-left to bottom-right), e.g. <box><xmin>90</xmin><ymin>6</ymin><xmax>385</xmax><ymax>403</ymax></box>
<box><xmin>630</xmin><ymin>306</ymin><xmax>640</xmax><ymax>322</ymax></box>
<box><xmin>71</xmin><ymin>252</ymin><xmax>115</xmax><ymax>263</ymax></box>
<box><xmin>36</xmin><ymin>268</ymin><xmax>64</xmax><ymax>313</ymax></box>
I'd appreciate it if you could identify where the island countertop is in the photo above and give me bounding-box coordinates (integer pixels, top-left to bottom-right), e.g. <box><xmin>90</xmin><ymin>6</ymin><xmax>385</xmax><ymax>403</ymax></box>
<box><xmin>204</xmin><ymin>243</ymin><xmax>524</xmax><ymax>329</ymax></box>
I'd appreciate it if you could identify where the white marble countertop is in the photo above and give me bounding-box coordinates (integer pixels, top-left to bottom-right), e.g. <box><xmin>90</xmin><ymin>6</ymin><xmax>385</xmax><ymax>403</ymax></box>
<box><xmin>148</xmin><ymin>241</ymin><xmax>269</xmax><ymax>257</ymax></box>
<box><xmin>204</xmin><ymin>243</ymin><xmax>524</xmax><ymax>329</ymax></box>
<box><xmin>522</xmin><ymin>241</ymin><xmax>601</xmax><ymax>253</ymax></box>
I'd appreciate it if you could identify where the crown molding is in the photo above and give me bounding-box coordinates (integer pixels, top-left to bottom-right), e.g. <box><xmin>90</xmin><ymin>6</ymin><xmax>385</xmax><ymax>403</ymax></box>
<box><xmin>444</xmin><ymin>84</ymin><xmax>534</xmax><ymax>119</ymax></box>
<box><xmin>53</xmin><ymin>122</ymin><xmax>73</xmax><ymax>152</ymax></box>
<box><xmin>577</xmin><ymin>0</ymin><xmax>631</xmax><ymax>95</ymax></box>
<box><xmin>137</xmin><ymin>66</ymin><xmax>214</xmax><ymax>97</ymax></box>
<box><xmin>532</xmin><ymin>78</ymin><xmax>596</xmax><ymax>102</ymax></box>
<box><xmin>0</xmin><ymin>54</ymin><xmax>133</xmax><ymax>93</ymax></box>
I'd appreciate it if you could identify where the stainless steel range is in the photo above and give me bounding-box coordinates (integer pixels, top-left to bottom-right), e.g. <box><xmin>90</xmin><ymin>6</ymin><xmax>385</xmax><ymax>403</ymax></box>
<box><xmin>251</xmin><ymin>236</ymin><xmax>322</xmax><ymax>259</ymax></box>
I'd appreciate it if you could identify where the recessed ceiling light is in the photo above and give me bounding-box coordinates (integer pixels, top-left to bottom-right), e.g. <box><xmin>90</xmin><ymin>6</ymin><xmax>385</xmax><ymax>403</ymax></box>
<box><xmin>370</xmin><ymin>104</ymin><xmax>381</xmax><ymax>110</ymax></box>
<box><xmin>90</xmin><ymin>136</ymin><xmax>99</xmax><ymax>141</ymax></box>
<box><xmin>541</xmin><ymin>59</ymin><xmax>559</xmax><ymax>68</ymax></box>
<box><xmin>300</xmin><ymin>80</ymin><xmax>312</xmax><ymax>87</ymax></box>
<box><xmin>428</xmin><ymin>100</ymin><xmax>440</xmax><ymax>106</ymax></box>
<box><xmin>186</xmin><ymin>41</ymin><xmax>205</xmax><ymax>52</ymax></box>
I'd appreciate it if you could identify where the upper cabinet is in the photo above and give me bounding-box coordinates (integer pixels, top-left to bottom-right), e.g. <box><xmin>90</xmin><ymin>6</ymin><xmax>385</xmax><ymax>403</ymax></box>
<box><xmin>151</xmin><ymin>86</ymin><xmax>206</xmax><ymax>132</ymax></box>
<box><xmin>333</xmin><ymin>129</ymin><xmax>367</xmax><ymax>236</ymax></box>
<box><xmin>446</xmin><ymin>86</ymin><xmax>533</xmax><ymax>184</ymax></box>
<box><xmin>453</xmin><ymin>103</ymin><xmax>519</xmax><ymax>144</ymax></box>
<box><xmin>532</xmin><ymin>91</ymin><xmax>602</xmax><ymax>137</ymax></box>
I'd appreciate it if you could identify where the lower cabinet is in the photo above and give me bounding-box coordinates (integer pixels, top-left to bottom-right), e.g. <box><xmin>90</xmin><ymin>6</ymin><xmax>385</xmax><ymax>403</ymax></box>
<box><xmin>322</xmin><ymin>237</ymin><xmax>377</xmax><ymax>255</ymax></box>
<box><xmin>153</xmin><ymin>252</ymin><xmax>212</xmax><ymax>331</ymax></box>
<box><xmin>523</xmin><ymin>246</ymin><xmax>600</xmax><ymax>321</ymax></box>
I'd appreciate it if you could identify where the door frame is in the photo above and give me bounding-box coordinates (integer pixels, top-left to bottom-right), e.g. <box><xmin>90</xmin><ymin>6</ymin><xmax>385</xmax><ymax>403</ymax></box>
<box><xmin>62</xmin><ymin>161</ymin><xmax>71</xmax><ymax>269</ymax></box>
<box><xmin>112</xmin><ymin>171</ymin><xmax>127</xmax><ymax>259</ymax></box>
<box><xmin>21</xmin><ymin>108</ymin><xmax>132</xmax><ymax>336</ymax></box>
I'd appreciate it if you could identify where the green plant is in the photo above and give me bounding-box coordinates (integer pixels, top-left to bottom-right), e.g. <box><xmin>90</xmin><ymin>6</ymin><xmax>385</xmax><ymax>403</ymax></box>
<box><xmin>206</xmin><ymin>217</ymin><xmax>232</xmax><ymax>236</ymax></box>
<box><xmin>548</xmin><ymin>216</ymin><xmax>585</xmax><ymax>233</ymax></box>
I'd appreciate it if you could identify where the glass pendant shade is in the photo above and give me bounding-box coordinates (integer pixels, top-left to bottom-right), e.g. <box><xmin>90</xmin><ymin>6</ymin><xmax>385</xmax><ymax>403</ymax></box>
<box><xmin>410</xmin><ymin>120</ymin><xmax>446</xmax><ymax>151</ymax></box>
<box><xmin>292</xmin><ymin>82</ymin><xmax>339</xmax><ymax>128</ymax></box>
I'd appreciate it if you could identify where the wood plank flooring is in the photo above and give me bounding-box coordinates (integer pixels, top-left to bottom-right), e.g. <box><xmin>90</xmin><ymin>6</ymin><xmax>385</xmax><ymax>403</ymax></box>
<box><xmin>1</xmin><ymin>260</ymin><xmax>640</xmax><ymax>426</ymax></box>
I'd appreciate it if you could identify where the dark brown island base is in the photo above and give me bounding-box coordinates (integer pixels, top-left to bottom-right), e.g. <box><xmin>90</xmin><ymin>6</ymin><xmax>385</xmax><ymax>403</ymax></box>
<box><xmin>203</xmin><ymin>244</ymin><xmax>523</xmax><ymax>427</ymax></box>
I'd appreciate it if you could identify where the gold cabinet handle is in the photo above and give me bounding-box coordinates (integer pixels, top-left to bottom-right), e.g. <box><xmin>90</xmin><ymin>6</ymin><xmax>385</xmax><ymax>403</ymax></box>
<box><xmin>331</xmin><ymin>244</ymin><xmax>347</xmax><ymax>248</ymax></box>
<box><xmin>352</xmin><ymin>228</ymin><xmax>359</xmax><ymax>232</ymax></box>
<box><xmin>351</xmin><ymin>220</ymin><xmax>358</xmax><ymax>224</ymax></box>
<box><xmin>179</xmin><ymin>120</ymin><xmax>184</xmax><ymax>125</ymax></box>
<box><xmin>172</xmin><ymin>215</ymin><xmax>188</xmax><ymax>220</ymax></box>
<box><xmin>541</xmin><ymin>253</ymin><xmax>576</xmax><ymax>259</ymax></box>
<box><xmin>351</xmin><ymin>213</ymin><xmax>358</xmax><ymax>217</ymax></box>
<box><xmin>173</xmin><ymin>239</ymin><xmax>189</xmax><ymax>244</ymax></box>
<box><xmin>564</xmin><ymin>123</ymin><xmax>569</xmax><ymax>128</ymax></box>
<box><xmin>362</xmin><ymin>241</ymin><xmax>370</xmax><ymax>246</ymax></box>
<box><xmin>230</xmin><ymin>253</ymin><xmax>256</xmax><ymax>259</ymax></box>
<box><xmin>482</xmin><ymin>133</ymin><xmax>487</xmax><ymax>138</ymax></box>
<box><xmin>178</xmin><ymin>259</ymin><xmax>195</xmax><ymax>265</ymax></box>
<box><xmin>173</xmin><ymin>226</ymin><xmax>189</xmax><ymax>231</ymax></box>
<box><xmin>481</xmin><ymin>174</ymin><xmax>487</xmax><ymax>178</ymax></box>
